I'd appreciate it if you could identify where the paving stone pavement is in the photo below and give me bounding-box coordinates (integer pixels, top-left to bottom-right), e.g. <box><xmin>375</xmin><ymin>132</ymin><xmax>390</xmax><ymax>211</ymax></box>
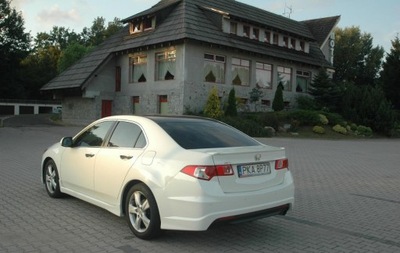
<box><xmin>0</xmin><ymin>125</ymin><xmax>399</xmax><ymax>253</ymax></box>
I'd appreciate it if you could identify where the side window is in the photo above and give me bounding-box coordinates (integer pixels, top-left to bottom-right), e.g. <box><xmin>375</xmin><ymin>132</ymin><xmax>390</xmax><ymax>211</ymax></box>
<box><xmin>108</xmin><ymin>122</ymin><xmax>147</xmax><ymax>148</ymax></box>
<box><xmin>74</xmin><ymin>121</ymin><xmax>114</xmax><ymax>147</ymax></box>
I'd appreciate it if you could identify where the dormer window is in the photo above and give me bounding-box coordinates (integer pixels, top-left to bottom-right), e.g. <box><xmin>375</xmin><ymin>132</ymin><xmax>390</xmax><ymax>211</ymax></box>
<box><xmin>130</xmin><ymin>23</ymin><xmax>142</xmax><ymax>34</ymax></box>
<box><xmin>273</xmin><ymin>33</ymin><xmax>279</xmax><ymax>45</ymax></box>
<box><xmin>283</xmin><ymin>36</ymin><xmax>289</xmax><ymax>47</ymax></box>
<box><xmin>129</xmin><ymin>17</ymin><xmax>155</xmax><ymax>34</ymax></box>
<box><xmin>230</xmin><ymin>22</ymin><xmax>237</xmax><ymax>35</ymax></box>
<box><xmin>290</xmin><ymin>38</ymin><xmax>296</xmax><ymax>49</ymax></box>
<box><xmin>300</xmin><ymin>41</ymin><xmax>305</xmax><ymax>51</ymax></box>
<box><xmin>264</xmin><ymin>31</ymin><xmax>271</xmax><ymax>43</ymax></box>
<box><xmin>252</xmin><ymin>28</ymin><xmax>259</xmax><ymax>40</ymax></box>
<box><xmin>243</xmin><ymin>25</ymin><xmax>250</xmax><ymax>37</ymax></box>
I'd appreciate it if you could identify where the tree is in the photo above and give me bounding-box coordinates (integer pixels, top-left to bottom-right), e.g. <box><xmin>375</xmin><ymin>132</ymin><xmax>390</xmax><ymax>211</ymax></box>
<box><xmin>341</xmin><ymin>84</ymin><xmax>395</xmax><ymax>134</ymax></box>
<box><xmin>225</xmin><ymin>87</ymin><xmax>237</xmax><ymax>116</ymax></box>
<box><xmin>0</xmin><ymin>0</ymin><xmax>31</xmax><ymax>98</ymax></box>
<box><xmin>34</xmin><ymin>26</ymin><xmax>81</xmax><ymax>50</ymax></box>
<box><xmin>380</xmin><ymin>35</ymin><xmax>400</xmax><ymax>110</ymax></box>
<box><xmin>309</xmin><ymin>68</ymin><xmax>342</xmax><ymax>111</ymax></box>
<box><xmin>20</xmin><ymin>46</ymin><xmax>61</xmax><ymax>99</ymax></box>
<box><xmin>333</xmin><ymin>26</ymin><xmax>384</xmax><ymax>87</ymax></box>
<box><xmin>249</xmin><ymin>87</ymin><xmax>263</xmax><ymax>112</ymax></box>
<box><xmin>272</xmin><ymin>82</ymin><xmax>284</xmax><ymax>111</ymax></box>
<box><xmin>204</xmin><ymin>86</ymin><xmax>223</xmax><ymax>119</ymax></box>
<box><xmin>58</xmin><ymin>43</ymin><xmax>92</xmax><ymax>73</ymax></box>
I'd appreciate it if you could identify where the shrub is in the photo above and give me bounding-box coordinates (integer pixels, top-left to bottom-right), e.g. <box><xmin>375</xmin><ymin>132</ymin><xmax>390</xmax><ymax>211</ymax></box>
<box><xmin>261</xmin><ymin>112</ymin><xmax>280</xmax><ymax>131</ymax></box>
<box><xmin>287</xmin><ymin>110</ymin><xmax>320</xmax><ymax>126</ymax></box>
<box><xmin>221</xmin><ymin>116</ymin><xmax>271</xmax><ymax>137</ymax></box>
<box><xmin>203</xmin><ymin>86</ymin><xmax>223</xmax><ymax>119</ymax></box>
<box><xmin>225</xmin><ymin>88</ymin><xmax>238</xmax><ymax>116</ymax></box>
<box><xmin>319</xmin><ymin>114</ymin><xmax>329</xmax><ymax>125</ymax></box>
<box><xmin>332</xmin><ymin>124</ymin><xmax>347</xmax><ymax>135</ymax></box>
<box><xmin>355</xmin><ymin>125</ymin><xmax>373</xmax><ymax>137</ymax></box>
<box><xmin>313</xmin><ymin>126</ymin><xmax>325</xmax><ymax>134</ymax></box>
<box><xmin>272</xmin><ymin>83</ymin><xmax>284</xmax><ymax>111</ymax></box>
<box><xmin>296</xmin><ymin>95</ymin><xmax>319</xmax><ymax>110</ymax></box>
<box><xmin>324</xmin><ymin>112</ymin><xmax>345</xmax><ymax>126</ymax></box>
<box><xmin>289</xmin><ymin>120</ymin><xmax>300</xmax><ymax>132</ymax></box>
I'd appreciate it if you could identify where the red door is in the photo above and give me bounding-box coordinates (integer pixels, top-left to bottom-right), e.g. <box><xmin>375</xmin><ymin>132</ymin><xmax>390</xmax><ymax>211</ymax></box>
<box><xmin>101</xmin><ymin>100</ymin><xmax>112</xmax><ymax>117</ymax></box>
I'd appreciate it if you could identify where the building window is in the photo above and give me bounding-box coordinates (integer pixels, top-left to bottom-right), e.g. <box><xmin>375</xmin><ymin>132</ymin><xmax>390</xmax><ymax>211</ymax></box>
<box><xmin>204</xmin><ymin>53</ymin><xmax>225</xmax><ymax>83</ymax></box>
<box><xmin>264</xmin><ymin>31</ymin><xmax>271</xmax><ymax>43</ymax></box>
<box><xmin>252</xmin><ymin>28</ymin><xmax>259</xmax><ymax>40</ymax></box>
<box><xmin>243</xmin><ymin>25</ymin><xmax>250</xmax><ymax>37</ymax></box>
<box><xmin>143</xmin><ymin>18</ymin><xmax>153</xmax><ymax>31</ymax></box>
<box><xmin>232</xmin><ymin>58</ymin><xmax>250</xmax><ymax>86</ymax></box>
<box><xmin>256</xmin><ymin>62</ymin><xmax>272</xmax><ymax>89</ymax></box>
<box><xmin>290</xmin><ymin>38</ymin><xmax>296</xmax><ymax>49</ymax></box>
<box><xmin>130</xmin><ymin>54</ymin><xmax>147</xmax><ymax>83</ymax></box>
<box><xmin>159</xmin><ymin>95</ymin><xmax>168</xmax><ymax>114</ymax></box>
<box><xmin>277</xmin><ymin>66</ymin><xmax>292</xmax><ymax>91</ymax></box>
<box><xmin>130</xmin><ymin>23</ymin><xmax>142</xmax><ymax>34</ymax></box>
<box><xmin>273</xmin><ymin>33</ymin><xmax>279</xmax><ymax>45</ymax></box>
<box><xmin>156</xmin><ymin>50</ymin><xmax>176</xmax><ymax>81</ymax></box>
<box><xmin>115</xmin><ymin>66</ymin><xmax>121</xmax><ymax>92</ymax></box>
<box><xmin>300</xmin><ymin>41</ymin><xmax>305</xmax><ymax>51</ymax></box>
<box><xmin>283</xmin><ymin>36</ymin><xmax>289</xmax><ymax>47</ymax></box>
<box><xmin>132</xmin><ymin>96</ymin><xmax>141</xmax><ymax>115</ymax></box>
<box><xmin>261</xmin><ymin>100</ymin><xmax>271</xmax><ymax>107</ymax></box>
<box><xmin>230</xmin><ymin>22</ymin><xmax>237</xmax><ymax>35</ymax></box>
<box><xmin>296</xmin><ymin>70</ymin><xmax>311</xmax><ymax>93</ymax></box>
<box><xmin>129</xmin><ymin>17</ymin><xmax>154</xmax><ymax>34</ymax></box>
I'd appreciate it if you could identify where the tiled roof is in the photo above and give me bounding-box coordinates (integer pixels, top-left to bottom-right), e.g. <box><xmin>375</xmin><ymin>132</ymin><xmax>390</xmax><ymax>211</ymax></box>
<box><xmin>302</xmin><ymin>15</ymin><xmax>341</xmax><ymax>47</ymax></box>
<box><xmin>42</xmin><ymin>0</ymin><xmax>338</xmax><ymax>91</ymax></box>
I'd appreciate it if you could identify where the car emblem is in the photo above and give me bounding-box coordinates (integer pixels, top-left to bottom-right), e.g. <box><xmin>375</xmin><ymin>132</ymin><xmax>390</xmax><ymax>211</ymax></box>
<box><xmin>255</xmin><ymin>154</ymin><xmax>261</xmax><ymax>161</ymax></box>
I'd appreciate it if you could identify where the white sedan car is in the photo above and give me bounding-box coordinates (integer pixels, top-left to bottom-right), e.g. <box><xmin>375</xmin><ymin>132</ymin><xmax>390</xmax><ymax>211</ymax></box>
<box><xmin>41</xmin><ymin>115</ymin><xmax>294</xmax><ymax>239</ymax></box>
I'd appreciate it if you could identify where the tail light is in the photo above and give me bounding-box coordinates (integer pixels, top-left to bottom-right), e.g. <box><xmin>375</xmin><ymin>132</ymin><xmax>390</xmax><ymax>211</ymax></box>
<box><xmin>181</xmin><ymin>164</ymin><xmax>234</xmax><ymax>181</ymax></box>
<box><xmin>275</xmin><ymin>158</ymin><xmax>289</xmax><ymax>170</ymax></box>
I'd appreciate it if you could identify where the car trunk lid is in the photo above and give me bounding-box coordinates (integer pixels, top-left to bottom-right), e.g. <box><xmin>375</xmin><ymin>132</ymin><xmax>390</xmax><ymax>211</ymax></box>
<box><xmin>208</xmin><ymin>145</ymin><xmax>287</xmax><ymax>193</ymax></box>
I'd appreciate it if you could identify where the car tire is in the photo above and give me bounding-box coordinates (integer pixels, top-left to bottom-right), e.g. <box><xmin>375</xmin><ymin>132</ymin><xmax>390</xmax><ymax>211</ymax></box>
<box><xmin>125</xmin><ymin>183</ymin><xmax>161</xmax><ymax>240</ymax></box>
<box><xmin>44</xmin><ymin>159</ymin><xmax>63</xmax><ymax>198</ymax></box>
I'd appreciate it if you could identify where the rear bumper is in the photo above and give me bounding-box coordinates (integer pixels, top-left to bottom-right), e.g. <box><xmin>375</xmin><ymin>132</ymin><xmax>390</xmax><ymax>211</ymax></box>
<box><xmin>157</xmin><ymin>171</ymin><xmax>294</xmax><ymax>231</ymax></box>
<box><xmin>210</xmin><ymin>203</ymin><xmax>290</xmax><ymax>227</ymax></box>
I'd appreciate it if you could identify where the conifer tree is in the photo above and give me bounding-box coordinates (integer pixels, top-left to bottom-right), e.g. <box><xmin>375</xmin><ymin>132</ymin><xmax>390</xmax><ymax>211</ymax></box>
<box><xmin>204</xmin><ymin>86</ymin><xmax>223</xmax><ymax>119</ymax></box>
<box><xmin>309</xmin><ymin>68</ymin><xmax>341</xmax><ymax>111</ymax></box>
<box><xmin>272</xmin><ymin>82</ymin><xmax>284</xmax><ymax>111</ymax></box>
<box><xmin>225</xmin><ymin>87</ymin><xmax>237</xmax><ymax>116</ymax></box>
<box><xmin>380</xmin><ymin>35</ymin><xmax>400</xmax><ymax>110</ymax></box>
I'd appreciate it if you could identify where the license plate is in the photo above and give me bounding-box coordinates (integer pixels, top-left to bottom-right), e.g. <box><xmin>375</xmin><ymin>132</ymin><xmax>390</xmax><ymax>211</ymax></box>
<box><xmin>237</xmin><ymin>162</ymin><xmax>271</xmax><ymax>178</ymax></box>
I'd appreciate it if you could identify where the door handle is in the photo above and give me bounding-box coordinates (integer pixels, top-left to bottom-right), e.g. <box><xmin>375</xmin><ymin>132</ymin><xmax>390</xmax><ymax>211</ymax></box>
<box><xmin>120</xmin><ymin>155</ymin><xmax>133</xmax><ymax>160</ymax></box>
<box><xmin>85</xmin><ymin>153</ymin><xmax>95</xmax><ymax>158</ymax></box>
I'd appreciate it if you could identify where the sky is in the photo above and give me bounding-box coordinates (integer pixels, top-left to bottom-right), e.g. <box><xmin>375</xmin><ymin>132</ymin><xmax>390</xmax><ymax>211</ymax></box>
<box><xmin>10</xmin><ymin>0</ymin><xmax>400</xmax><ymax>53</ymax></box>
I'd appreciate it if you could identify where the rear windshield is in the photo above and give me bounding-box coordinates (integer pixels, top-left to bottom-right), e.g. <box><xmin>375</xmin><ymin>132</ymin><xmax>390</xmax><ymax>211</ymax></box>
<box><xmin>154</xmin><ymin>118</ymin><xmax>260</xmax><ymax>149</ymax></box>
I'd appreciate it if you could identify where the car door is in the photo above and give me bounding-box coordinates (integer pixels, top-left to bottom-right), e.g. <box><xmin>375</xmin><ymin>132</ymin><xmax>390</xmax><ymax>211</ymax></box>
<box><xmin>60</xmin><ymin>121</ymin><xmax>114</xmax><ymax>196</ymax></box>
<box><xmin>94</xmin><ymin>121</ymin><xmax>147</xmax><ymax>204</ymax></box>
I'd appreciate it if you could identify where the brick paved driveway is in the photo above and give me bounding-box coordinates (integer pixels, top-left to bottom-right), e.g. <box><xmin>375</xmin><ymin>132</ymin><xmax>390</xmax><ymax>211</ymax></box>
<box><xmin>1</xmin><ymin>125</ymin><xmax>399</xmax><ymax>252</ymax></box>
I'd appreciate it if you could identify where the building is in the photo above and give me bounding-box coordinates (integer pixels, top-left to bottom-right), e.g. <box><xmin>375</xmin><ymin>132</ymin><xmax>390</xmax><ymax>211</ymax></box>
<box><xmin>41</xmin><ymin>0</ymin><xmax>340</xmax><ymax>125</ymax></box>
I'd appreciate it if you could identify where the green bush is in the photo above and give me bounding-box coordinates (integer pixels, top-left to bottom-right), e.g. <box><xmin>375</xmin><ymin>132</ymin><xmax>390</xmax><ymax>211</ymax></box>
<box><xmin>225</xmin><ymin>88</ymin><xmax>238</xmax><ymax>116</ymax></box>
<box><xmin>221</xmin><ymin>116</ymin><xmax>271</xmax><ymax>137</ymax></box>
<box><xmin>319</xmin><ymin>114</ymin><xmax>329</xmax><ymax>125</ymax></box>
<box><xmin>261</xmin><ymin>112</ymin><xmax>280</xmax><ymax>131</ymax></box>
<box><xmin>350</xmin><ymin>123</ymin><xmax>358</xmax><ymax>131</ymax></box>
<box><xmin>296</xmin><ymin>95</ymin><xmax>319</xmax><ymax>110</ymax></box>
<box><xmin>313</xmin><ymin>126</ymin><xmax>325</xmax><ymax>134</ymax></box>
<box><xmin>324</xmin><ymin>112</ymin><xmax>345</xmax><ymax>126</ymax></box>
<box><xmin>332</xmin><ymin>124</ymin><xmax>347</xmax><ymax>135</ymax></box>
<box><xmin>204</xmin><ymin>86</ymin><xmax>223</xmax><ymax>119</ymax></box>
<box><xmin>355</xmin><ymin>125</ymin><xmax>373</xmax><ymax>137</ymax></box>
<box><xmin>287</xmin><ymin>110</ymin><xmax>321</xmax><ymax>126</ymax></box>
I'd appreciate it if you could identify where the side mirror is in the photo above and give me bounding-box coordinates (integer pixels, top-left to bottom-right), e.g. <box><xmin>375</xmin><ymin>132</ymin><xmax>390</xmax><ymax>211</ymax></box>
<box><xmin>61</xmin><ymin>137</ymin><xmax>73</xmax><ymax>147</ymax></box>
